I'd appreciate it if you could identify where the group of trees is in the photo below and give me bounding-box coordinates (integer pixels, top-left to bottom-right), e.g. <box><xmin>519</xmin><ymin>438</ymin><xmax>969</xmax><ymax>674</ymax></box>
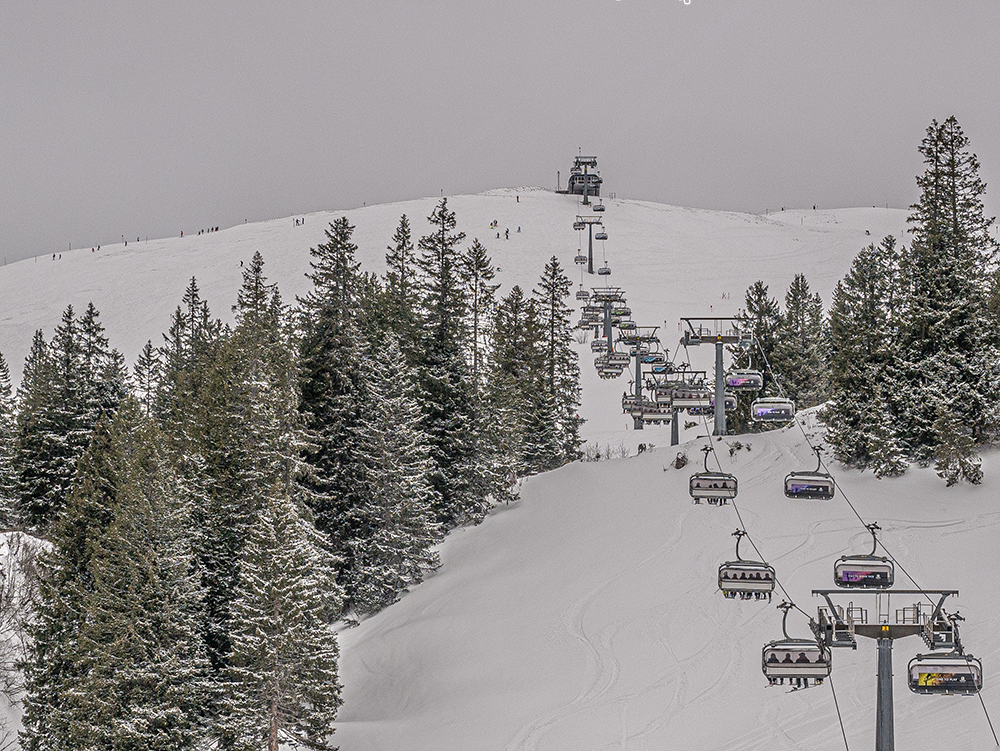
<box><xmin>0</xmin><ymin>198</ymin><xmax>582</xmax><ymax>750</ymax></box>
<box><xmin>731</xmin><ymin>117</ymin><xmax>999</xmax><ymax>485</ymax></box>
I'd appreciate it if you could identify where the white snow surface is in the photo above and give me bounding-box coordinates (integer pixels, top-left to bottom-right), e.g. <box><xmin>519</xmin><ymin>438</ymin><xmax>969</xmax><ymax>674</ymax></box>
<box><xmin>4</xmin><ymin>189</ymin><xmax>995</xmax><ymax>749</ymax></box>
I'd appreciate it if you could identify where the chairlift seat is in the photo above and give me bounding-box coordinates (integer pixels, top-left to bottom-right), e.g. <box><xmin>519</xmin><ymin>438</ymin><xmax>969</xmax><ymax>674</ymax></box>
<box><xmin>719</xmin><ymin>561</ymin><xmax>775</xmax><ymax>594</ymax></box>
<box><xmin>908</xmin><ymin>654</ymin><xmax>982</xmax><ymax>695</ymax></box>
<box><xmin>689</xmin><ymin>471</ymin><xmax>738</xmax><ymax>500</ymax></box>
<box><xmin>598</xmin><ymin>266</ymin><xmax>611</xmax><ymax>276</ymax></box>
<box><xmin>833</xmin><ymin>555</ymin><xmax>894</xmax><ymax>589</ymax></box>
<box><xmin>751</xmin><ymin>397</ymin><xmax>795</xmax><ymax>422</ymax></box>
<box><xmin>590</xmin><ymin>339</ymin><xmax>608</xmax><ymax>352</ymax></box>
<box><xmin>784</xmin><ymin>471</ymin><xmax>836</xmax><ymax>500</ymax></box>
<box><xmin>573</xmin><ymin>221</ymin><xmax>586</xmax><ymax>230</ymax></box>
<box><xmin>594</xmin><ymin>231</ymin><xmax>608</xmax><ymax>241</ymax></box>
<box><xmin>575</xmin><ymin>289</ymin><xmax>590</xmax><ymax>300</ymax></box>
<box><xmin>593</xmin><ymin>203</ymin><xmax>605</xmax><ymax>212</ymax></box>
<box><xmin>672</xmin><ymin>387</ymin><xmax>713</xmax><ymax>409</ymax></box>
<box><xmin>726</xmin><ymin>369</ymin><xmax>764</xmax><ymax>392</ymax></box>
<box><xmin>763</xmin><ymin>640</ymin><xmax>831</xmax><ymax>681</ymax></box>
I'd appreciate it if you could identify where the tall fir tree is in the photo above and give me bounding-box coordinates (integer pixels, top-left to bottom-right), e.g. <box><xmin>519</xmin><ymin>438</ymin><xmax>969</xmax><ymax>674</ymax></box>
<box><xmin>462</xmin><ymin>238</ymin><xmax>500</xmax><ymax>396</ymax></box>
<box><xmin>20</xmin><ymin>401</ymin><xmax>209</xmax><ymax>751</ymax></box>
<box><xmin>383</xmin><ymin>213</ymin><xmax>420</xmax><ymax>358</ymax></box>
<box><xmin>415</xmin><ymin>199</ymin><xmax>483</xmax><ymax>527</ymax></box>
<box><xmin>224</xmin><ymin>491</ymin><xmax>343</xmax><ymax>751</ymax></box>
<box><xmin>824</xmin><ymin>237</ymin><xmax>903</xmax><ymax>469</ymax></box>
<box><xmin>772</xmin><ymin>273</ymin><xmax>828</xmax><ymax>409</ymax></box>
<box><xmin>898</xmin><ymin>117</ymin><xmax>1000</xmax><ymax>462</ymax></box>
<box><xmin>728</xmin><ymin>282</ymin><xmax>783</xmax><ymax>433</ymax></box>
<box><xmin>532</xmin><ymin>256</ymin><xmax>582</xmax><ymax>464</ymax></box>
<box><xmin>0</xmin><ymin>352</ymin><xmax>15</xmax><ymax>528</ymax></box>
<box><xmin>346</xmin><ymin>335</ymin><xmax>440</xmax><ymax>616</ymax></box>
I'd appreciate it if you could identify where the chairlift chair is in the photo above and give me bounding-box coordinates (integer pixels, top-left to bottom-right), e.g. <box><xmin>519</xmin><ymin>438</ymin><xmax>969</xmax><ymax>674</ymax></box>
<box><xmin>593</xmin><ymin>201</ymin><xmax>606</xmax><ymax>212</ymax></box>
<box><xmin>608</xmin><ymin>352</ymin><xmax>631</xmax><ymax>366</ymax></box>
<box><xmin>689</xmin><ymin>446</ymin><xmax>738</xmax><ymax>501</ymax></box>
<box><xmin>762</xmin><ymin>603</ymin><xmax>831</xmax><ymax>687</ymax></box>
<box><xmin>784</xmin><ymin>446</ymin><xmax>836</xmax><ymax>500</ymax></box>
<box><xmin>671</xmin><ymin>386</ymin><xmax>713</xmax><ymax>409</ymax></box>
<box><xmin>834</xmin><ymin>523</ymin><xmax>894</xmax><ymax>589</ymax></box>
<box><xmin>709</xmin><ymin>392</ymin><xmax>738</xmax><ymax>412</ymax></box>
<box><xmin>618</xmin><ymin>320</ymin><xmax>637</xmax><ymax>332</ymax></box>
<box><xmin>575</xmin><ymin>288</ymin><xmax>590</xmax><ymax>301</ymax></box>
<box><xmin>642</xmin><ymin>352</ymin><xmax>666</xmax><ymax>365</ymax></box>
<box><xmin>590</xmin><ymin>339</ymin><xmax>608</xmax><ymax>352</ymax></box>
<box><xmin>573</xmin><ymin>221</ymin><xmax>586</xmax><ymax>230</ymax></box>
<box><xmin>908</xmin><ymin>653</ymin><xmax>983</xmax><ymax>695</ymax></box>
<box><xmin>574</xmin><ymin>253</ymin><xmax>587</xmax><ymax>265</ymax></box>
<box><xmin>719</xmin><ymin>530</ymin><xmax>775</xmax><ymax>599</ymax></box>
<box><xmin>595</xmin><ymin>231</ymin><xmax>608</xmax><ymax>241</ymax></box>
<box><xmin>598</xmin><ymin>264</ymin><xmax>612</xmax><ymax>276</ymax></box>
<box><xmin>751</xmin><ymin>397</ymin><xmax>794</xmax><ymax>422</ymax></box>
<box><xmin>726</xmin><ymin>369</ymin><xmax>764</xmax><ymax>392</ymax></box>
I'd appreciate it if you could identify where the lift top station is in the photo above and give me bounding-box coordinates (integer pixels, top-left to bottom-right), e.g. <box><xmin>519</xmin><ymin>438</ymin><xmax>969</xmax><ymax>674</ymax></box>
<box><xmin>558</xmin><ymin>155</ymin><xmax>602</xmax><ymax>205</ymax></box>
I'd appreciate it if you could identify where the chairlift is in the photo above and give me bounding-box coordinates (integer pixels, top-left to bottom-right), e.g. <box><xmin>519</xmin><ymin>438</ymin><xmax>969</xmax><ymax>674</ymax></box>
<box><xmin>751</xmin><ymin>397</ymin><xmax>794</xmax><ymax>422</ymax></box>
<box><xmin>726</xmin><ymin>369</ymin><xmax>764</xmax><ymax>392</ymax></box>
<box><xmin>574</xmin><ymin>253</ymin><xmax>588</xmax><ymax>265</ymax></box>
<box><xmin>834</xmin><ymin>523</ymin><xmax>894</xmax><ymax>589</ymax></box>
<box><xmin>608</xmin><ymin>352</ymin><xmax>631</xmax><ymax>367</ymax></box>
<box><xmin>618</xmin><ymin>321</ymin><xmax>637</xmax><ymax>332</ymax></box>
<box><xmin>719</xmin><ymin>530</ymin><xmax>775</xmax><ymax>599</ymax></box>
<box><xmin>593</xmin><ymin>201</ymin><xmax>606</xmax><ymax>212</ymax></box>
<box><xmin>642</xmin><ymin>352</ymin><xmax>666</xmax><ymax>365</ymax></box>
<box><xmin>611</xmin><ymin>305</ymin><xmax>631</xmax><ymax>316</ymax></box>
<box><xmin>762</xmin><ymin>603</ymin><xmax>831</xmax><ymax>688</ymax></box>
<box><xmin>595</xmin><ymin>231</ymin><xmax>608</xmax><ymax>241</ymax></box>
<box><xmin>573</xmin><ymin>221</ymin><xmax>586</xmax><ymax>230</ymax></box>
<box><xmin>709</xmin><ymin>392</ymin><xmax>737</xmax><ymax>412</ymax></box>
<box><xmin>690</xmin><ymin>446</ymin><xmax>738</xmax><ymax>501</ymax></box>
<box><xmin>908</xmin><ymin>653</ymin><xmax>982</xmax><ymax>696</ymax></box>
<box><xmin>672</xmin><ymin>386</ymin><xmax>713</xmax><ymax>409</ymax></box>
<box><xmin>784</xmin><ymin>446</ymin><xmax>836</xmax><ymax>500</ymax></box>
<box><xmin>598</xmin><ymin>263</ymin><xmax>611</xmax><ymax>276</ymax></box>
<box><xmin>590</xmin><ymin>339</ymin><xmax>608</xmax><ymax>352</ymax></box>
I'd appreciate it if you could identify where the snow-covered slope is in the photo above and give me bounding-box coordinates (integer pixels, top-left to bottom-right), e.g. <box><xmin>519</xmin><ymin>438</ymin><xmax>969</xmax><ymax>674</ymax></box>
<box><xmin>8</xmin><ymin>189</ymin><xmax>988</xmax><ymax>750</ymax></box>
<box><xmin>0</xmin><ymin>187</ymin><xmax>908</xmax><ymax>452</ymax></box>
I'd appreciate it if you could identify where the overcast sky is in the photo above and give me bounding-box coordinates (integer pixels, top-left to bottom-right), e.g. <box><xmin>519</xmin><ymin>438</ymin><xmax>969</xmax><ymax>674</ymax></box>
<box><xmin>3</xmin><ymin>1</ymin><xmax>999</xmax><ymax>264</ymax></box>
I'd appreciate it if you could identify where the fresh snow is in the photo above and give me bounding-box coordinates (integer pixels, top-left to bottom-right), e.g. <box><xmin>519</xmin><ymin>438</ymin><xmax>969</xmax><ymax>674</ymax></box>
<box><xmin>6</xmin><ymin>189</ymin><xmax>993</xmax><ymax>750</ymax></box>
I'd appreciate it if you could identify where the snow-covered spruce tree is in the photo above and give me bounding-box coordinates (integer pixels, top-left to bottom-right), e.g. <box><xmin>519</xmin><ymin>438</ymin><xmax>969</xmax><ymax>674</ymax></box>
<box><xmin>488</xmin><ymin>285</ymin><xmax>542</xmax><ymax>475</ymax></box>
<box><xmin>728</xmin><ymin>282</ymin><xmax>783</xmax><ymax>434</ymax></box>
<box><xmin>415</xmin><ymin>199</ymin><xmax>485</xmax><ymax>527</ymax></box>
<box><xmin>932</xmin><ymin>404</ymin><xmax>983</xmax><ymax>486</ymax></box>
<box><xmin>346</xmin><ymin>334</ymin><xmax>440</xmax><ymax>616</ymax></box>
<box><xmin>20</xmin><ymin>401</ymin><xmax>210</xmax><ymax>751</ymax></box>
<box><xmin>297</xmin><ymin>219</ymin><xmax>371</xmax><ymax>588</ymax></box>
<box><xmin>898</xmin><ymin>117</ymin><xmax>1000</xmax><ymax>463</ymax></box>
<box><xmin>0</xmin><ymin>352</ymin><xmax>16</xmax><ymax>528</ymax></box>
<box><xmin>867</xmin><ymin>386</ymin><xmax>909</xmax><ymax>479</ymax></box>
<box><xmin>384</xmin><ymin>213</ymin><xmax>421</xmax><ymax>360</ymax></box>
<box><xmin>462</xmin><ymin>238</ymin><xmax>500</xmax><ymax>396</ymax></box>
<box><xmin>772</xmin><ymin>273</ymin><xmax>828</xmax><ymax>409</ymax></box>
<box><xmin>14</xmin><ymin>304</ymin><xmax>122</xmax><ymax>534</ymax></box>
<box><xmin>69</xmin><ymin>401</ymin><xmax>211</xmax><ymax>750</ymax></box>
<box><xmin>223</xmin><ymin>491</ymin><xmax>342</xmax><ymax>751</ymax></box>
<box><xmin>824</xmin><ymin>237</ymin><xmax>903</xmax><ymax>469</ymax></box>
<box><xmin>532</xmin><ymin>255</ymin><xmax>582</xmax><ymax>464</ymax></box>
<box><xmin>133</xmin><ymin>340</ymin><xmax>161</xmax><ymax>418</ymax></box>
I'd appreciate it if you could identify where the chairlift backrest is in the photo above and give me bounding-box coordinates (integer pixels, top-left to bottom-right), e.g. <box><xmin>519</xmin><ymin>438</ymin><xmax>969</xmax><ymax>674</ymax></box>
<box><xmin>908</xmin><ymin>654</ymin><xmax>982</xmax><ymax>695</ymax></box>
<box><xmin>833</xmin><ymin>556</ymin><xmax>894</xmax><ymax>589</ymax></box>
<box><xmin>751</xmin><ymin>397</ymin><xmax>794</xmax><ymax>422</ymax></box>
<box><xmin>784</xmin><ymin>472</ymin><xmax>836</xmax><ymax>500</ymax></box>
<box><xmin>719</xmin><ymin>561</ymin><xmax>775</xmax><ymax>593</ymax></box>
<box><xmin>726</xmin><ymin>370</ymin><xmax>764</xmax><ymax>391</ymax></box>
<box><xmin>689</xmin><ymin>472</ymin><xmax>738</xmax><ymax>500</ymax></box>
<box><xmin>762</xmin><ymin>640</ymin><xmax>831</xmax><ymax>680</ymax></box>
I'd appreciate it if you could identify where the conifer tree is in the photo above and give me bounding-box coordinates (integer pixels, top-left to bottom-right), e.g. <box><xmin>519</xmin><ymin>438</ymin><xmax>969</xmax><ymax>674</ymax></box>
<box><xmin>224</xmin><ymin>492</ymin><xmax>342</xmax><ymax>751</ymax></box>
<box><xmin>463</xmin><ymin>238</ymin><xmax>500</xmax><ymax>395</ymax></box>
<box><xmin>133</xmin><ymin>340</ymin><xmax>161</xmax><ymax>417</ymax></box>
<box><xmin>384</xmin><ymin>214</ymin><xmax>420</xmax><ymax>356</ymax></box>
<box><xmin>728</xmin><ymin>282</ymin><xmax>783</xmax><ymax>433</ymax></box>
<box><xmin>297</xmin><ymin>218</ymin><xmax>370</xmax><ymax>571</ymax></box>
<box><xmin>825</xmin><ymin>237</ymin><xmax>902</xmax><ymax>468</ymax></box>
<box><xmin>532</xmin><ymin>256</ymin><xmax>582</xmax><ymax>463</ymax></box>
<box><xmin>933</xmin><ymin>405</ymin><xmax>983</xmax><ymax>486</ymax></box>
<box><xmin>773</xmin><ymin>273</ymin><xmax>828</xmax><ymax>409</ymax></box>
<box><xmin>21</xmin><ymin>401</ymin><xmax>210</xmax><ymax>751</ymax></box>
<box><xmin>0</xmin><ymin>352</ymin><xmax>15</xmax><ymax>528</ymax></box>
<box><xmin>347</xmin><ymin>335</ymin><xmax>440</xmax><ymax>615</ymax></box>
<box><xmin>898</xmin><ymin>117</ymin><xmax>1000</xmax><ymax>460</ymax></box>
<box><xmin>415</xmin><ymin>199</ymin><xmax>482</xmax><ymax>526</ymax></box>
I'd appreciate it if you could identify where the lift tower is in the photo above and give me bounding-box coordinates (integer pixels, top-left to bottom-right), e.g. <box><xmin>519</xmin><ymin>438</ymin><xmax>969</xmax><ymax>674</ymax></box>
<box><xmin>574</xmin><ymin>215</ymin><xmax>605</xmax><ymax>275</ymax></box>
<box><xmin>679</xmin><ymin>318</ymin><xmax>747</xmax><ymax>436</ymax></box>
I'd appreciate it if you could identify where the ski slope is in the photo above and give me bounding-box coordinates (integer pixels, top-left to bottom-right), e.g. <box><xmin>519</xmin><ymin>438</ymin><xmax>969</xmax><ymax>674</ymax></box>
<box><xmin>6</xmin><ymin>189</ymin><xmax>995</xmax><ymax>749</ymax></box>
